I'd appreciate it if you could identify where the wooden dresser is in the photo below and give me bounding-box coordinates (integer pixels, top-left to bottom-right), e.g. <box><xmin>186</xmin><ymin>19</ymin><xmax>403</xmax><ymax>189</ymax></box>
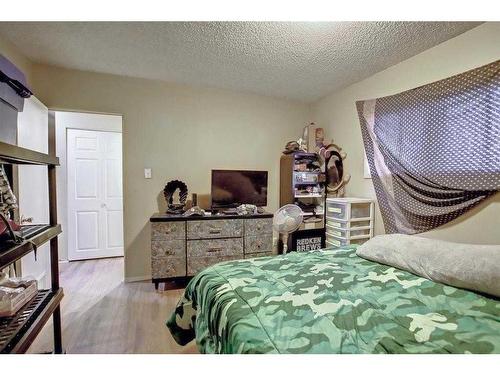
<box><xmin>150</xmin><ymin>212</ymin><xmax>274</xmax><ymax>289</ymax></box>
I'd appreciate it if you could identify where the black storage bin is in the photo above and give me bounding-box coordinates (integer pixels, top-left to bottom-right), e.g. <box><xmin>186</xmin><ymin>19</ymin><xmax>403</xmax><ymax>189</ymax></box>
<box><xmin>0</xmin><ymin>54</ymin><xmax>30</xmax><ymax>145</ymax></box>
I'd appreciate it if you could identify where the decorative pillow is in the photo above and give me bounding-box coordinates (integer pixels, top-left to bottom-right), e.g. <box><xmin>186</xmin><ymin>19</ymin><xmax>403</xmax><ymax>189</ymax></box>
<box><xmin>356</xmin><ymin>234</ymin><xmax>500</xmax><ymax>298</ymax></box>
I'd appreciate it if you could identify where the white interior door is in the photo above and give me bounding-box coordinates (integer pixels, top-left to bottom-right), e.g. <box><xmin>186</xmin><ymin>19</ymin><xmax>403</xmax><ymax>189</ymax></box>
<box><xmin>17</xmin><ymin>96</ymin><xmax>51</xmax><ymax>288</ymax></box>
<box><xmin>67</xmin><ymin>129</ymin><xmax>123</xmax><ymax>261</ymax></box>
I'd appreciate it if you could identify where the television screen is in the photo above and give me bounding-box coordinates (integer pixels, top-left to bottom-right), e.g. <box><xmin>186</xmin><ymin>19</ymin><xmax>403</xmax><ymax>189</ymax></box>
<box><xmin>211</xmin><ymin>170</ymin><xmax>268</xmax><ymax>208</ymax></box>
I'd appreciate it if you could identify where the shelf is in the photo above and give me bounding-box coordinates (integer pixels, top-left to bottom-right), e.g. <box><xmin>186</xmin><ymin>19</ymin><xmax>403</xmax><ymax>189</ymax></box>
<box><xmin>302</xmin><ymin>211</ymin><xmax>325</xmax><ymax>217</ymax></box>
<box><xmin>0</xmin><ymin>224</ymin><xmax>62</xmax><ymax>269</ymax></box>
<box><xmin>295</xmin><ymin>194</ymin><xmax>323</xmax><ymax>198</ymax></box>
<box><xmin>294</xmin><ymin>183</ymin><xmax>321</xmax><ymax>186</ymax></box>
<box><xmin>298</xmin><ymin>221</ymin><xmax>324</xmax><ymax>231</ymax></box>
<box><xmin>293</xmin><ymin>152</ymin><xmax>317</xmax><ymax>156</ymax></box>
<box><xmin>0</xmin><ymin>288</ymin><xmax>63</xmax><ymax>353</ymax></box>
<box><xmin>0</xmin><ymin>127</ymin><xmax>63</xmax><ymax>353</ymax></box>
<box><xmin>0</xmin><ymin>141</ymin><xmax>59</xmax><ymax>166</ymax></box>
<box><xmin>293</xmin><ymin>170</ymin><xmax>322</xmax><ymax>174</ymax></box>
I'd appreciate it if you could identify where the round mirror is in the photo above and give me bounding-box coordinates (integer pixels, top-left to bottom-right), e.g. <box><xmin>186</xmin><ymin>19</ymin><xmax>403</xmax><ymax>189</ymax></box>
<box><xmin>323</xmin><ymin>146</ymin><xmax>346</xmax><ymax>194</ymax></box>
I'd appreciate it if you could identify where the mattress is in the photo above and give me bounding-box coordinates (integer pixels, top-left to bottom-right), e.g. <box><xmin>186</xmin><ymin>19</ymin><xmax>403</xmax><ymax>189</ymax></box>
<box><xmin>167</xmin><ymin>246</ymin><xmax>500</xmax><ymax>354</ymax></box>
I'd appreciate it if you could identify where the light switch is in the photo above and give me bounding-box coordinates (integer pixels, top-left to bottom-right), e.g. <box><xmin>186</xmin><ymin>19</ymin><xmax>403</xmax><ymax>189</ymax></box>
<box><xmin>144</xmin><ymin>168</ymin><xmax>152</xmax><ymax>179</ymax></box>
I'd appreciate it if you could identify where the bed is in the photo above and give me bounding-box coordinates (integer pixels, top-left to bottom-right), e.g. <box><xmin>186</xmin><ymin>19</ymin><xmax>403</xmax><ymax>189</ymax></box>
<box><xmin>166</xmin><ymin>245</ymin><xmax>500</xmax><ymax>354</ymax></box>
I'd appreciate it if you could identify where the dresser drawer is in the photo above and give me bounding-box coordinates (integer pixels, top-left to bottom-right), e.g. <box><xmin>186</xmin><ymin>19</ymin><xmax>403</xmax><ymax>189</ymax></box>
<box><xmin>151</xmin><ymin>222</ymin><xmax>185</xmax><ymax>240</ymax></box>
<box><xmin>244</xmin><ymin>218</ymin><xmax>272</xmax><ymax>236</ymax></box>
<box><xmin>244</xmin><ymin>234</ymin><xmax>273</xmax><ymax>254</ymax></box>
<box><xmin>151</xmin><ymin>256</ymin><xmax>186</xmax><ymax>278</ymax></box>
<box><xmin>151</xmin><ymin>239</ymin><xmax>185</xmax><ymax>257</ymax></box>
<box><xmin>187</xmin><ymin>255</ymin><xmax>241</xmax><ymax>276</ymax></box>
<box><xmin>187</xmin><ymin>219</ymin><xmax>243</xmax><ymax>239</ymax></box>
<box><xmin>187</xmin><ymin>238</ymin><xmax>243</xmax><ymax>258</ymax></box>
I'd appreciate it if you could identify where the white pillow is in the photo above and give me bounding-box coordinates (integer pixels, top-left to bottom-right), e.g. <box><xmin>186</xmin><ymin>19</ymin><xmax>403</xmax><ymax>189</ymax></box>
<box><xmin>356</xmin><ymin>234</ymin><xmax>500</xmax><ymax>298</ymax></box>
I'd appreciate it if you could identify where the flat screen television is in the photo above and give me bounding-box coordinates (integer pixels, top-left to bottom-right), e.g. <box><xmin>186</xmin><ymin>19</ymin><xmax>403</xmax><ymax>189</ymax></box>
<box><xmin>211</xmin><ymin>170</ymin><xmax>268</xmax><ymax>209</ymax></box>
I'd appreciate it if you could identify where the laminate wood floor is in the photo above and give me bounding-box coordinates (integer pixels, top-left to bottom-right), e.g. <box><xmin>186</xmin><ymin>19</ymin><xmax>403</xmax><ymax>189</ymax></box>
<box><xmin>28</xmin><ymin>257</ymin><xmax>198</xmax><ymax>354</ymax></box>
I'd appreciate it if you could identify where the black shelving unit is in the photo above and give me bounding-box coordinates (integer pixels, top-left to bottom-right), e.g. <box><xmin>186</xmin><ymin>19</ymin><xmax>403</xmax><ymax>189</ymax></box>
<box><xmin>0</xmin><ymin>141</ymin><xmax>63</xmax><ymax>354</ymax></box>
<box><xmin>280</xmin><ymin>151</ymin><xmax>326</xmax><ymax>225</ymax></box>
<box><xmin>279</xmin><ymin>151</ymin><xmax>327</xmax><ymax>253</ymax></box>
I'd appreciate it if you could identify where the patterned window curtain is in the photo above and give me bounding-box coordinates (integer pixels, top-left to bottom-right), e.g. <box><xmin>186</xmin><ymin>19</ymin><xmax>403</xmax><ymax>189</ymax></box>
<box><xmin>356</xmin><ymin>60</ymin><xmax>500</xmax><ymax>234</ymax></box>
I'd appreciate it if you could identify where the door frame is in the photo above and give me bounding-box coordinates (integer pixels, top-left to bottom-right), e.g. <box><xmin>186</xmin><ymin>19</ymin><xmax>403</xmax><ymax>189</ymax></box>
<box><xmin>53</xmin><ymin>111</ymin><xmax>123</xmax><ymax>264</ymax></box>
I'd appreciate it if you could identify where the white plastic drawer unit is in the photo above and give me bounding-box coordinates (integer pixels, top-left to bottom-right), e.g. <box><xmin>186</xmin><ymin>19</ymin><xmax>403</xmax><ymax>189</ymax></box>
<box><xmin>326</xmin><ymin>197</ymin><xmax>374</xmax><ymax>221</ymax></box>
<box><xmin>325</xmin><ymin>197</ymin><xmax>374</xmax><ymax>248</ymax></box>
<box><xmin>325</xmin><ymin>225</ymin><xmax>371</xmax><ymax>239</ymax></box>
<box><xmin>326</xmin><ymin>235</ymin><xmax>369</xmax><ymax>248</ymax></box>
<box><xmin>325</xmin><ymin>218</ymin><xmax>371</xmax><ymax>230</ymax></box>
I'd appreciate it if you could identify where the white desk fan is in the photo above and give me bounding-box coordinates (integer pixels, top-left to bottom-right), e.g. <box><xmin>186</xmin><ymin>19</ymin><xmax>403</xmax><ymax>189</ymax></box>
<box><xmin>273</xmin><ymin>204</ymin><xmax>303</xmax><ymax>254</ymax></box>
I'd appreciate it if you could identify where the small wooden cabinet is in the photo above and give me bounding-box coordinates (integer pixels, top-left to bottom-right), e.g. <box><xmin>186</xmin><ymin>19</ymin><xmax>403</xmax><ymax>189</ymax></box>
<box><xmin>150</xmin><ymin>213</ymin><xmax>273</xmax><ymax>289</ymax></box>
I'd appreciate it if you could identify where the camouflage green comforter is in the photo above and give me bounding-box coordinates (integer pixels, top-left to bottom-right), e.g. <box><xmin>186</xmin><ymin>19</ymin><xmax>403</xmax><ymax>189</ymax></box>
<box><xmin>166</xmin><ymin>246</ymin><xmax>500</xmax><ymax>353</ymax></box>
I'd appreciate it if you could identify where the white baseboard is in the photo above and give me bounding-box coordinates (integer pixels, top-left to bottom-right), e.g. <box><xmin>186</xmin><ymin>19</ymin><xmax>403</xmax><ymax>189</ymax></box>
<box><xmin>124</xmin><ymin>275</ymin><xmax>152</xmax><ymax>283</ymax></box>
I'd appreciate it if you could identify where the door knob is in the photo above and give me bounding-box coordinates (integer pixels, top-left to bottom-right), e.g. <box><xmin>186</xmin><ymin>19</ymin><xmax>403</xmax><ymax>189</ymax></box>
<box><xmin>101</xmin><ymin>203</ymin><xmax>107</xmax><ymax>208</ymax></box>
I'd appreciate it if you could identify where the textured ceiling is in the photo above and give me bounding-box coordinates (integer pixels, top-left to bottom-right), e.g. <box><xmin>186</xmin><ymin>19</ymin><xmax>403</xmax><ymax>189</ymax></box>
<box><xmin>0</xmin><ymin>22</ymin><xmax>481</xmax><ymax>102</ymax></box>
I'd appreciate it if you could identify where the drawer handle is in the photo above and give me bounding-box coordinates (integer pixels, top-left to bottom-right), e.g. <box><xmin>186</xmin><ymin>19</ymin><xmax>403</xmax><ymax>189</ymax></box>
<box><xmin>207</xmin><ymin>247</ymin><xmax>223</xmax><ymax>253</ymax></box>
<box><xmin>209</xmin><ymin>229</ymin><xmax>222</xmax><ymax>234</ymax></box>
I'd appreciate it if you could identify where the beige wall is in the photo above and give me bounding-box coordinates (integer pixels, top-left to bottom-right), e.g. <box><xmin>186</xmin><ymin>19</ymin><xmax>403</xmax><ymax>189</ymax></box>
<box><xmin>312</xmin><ymin>22</ymin><xmax>500</xmax><ymax>245</ymax></box>
<box><xmin>28</xmin><ymin>64</ymin><xmax>310</xmax><ymax>280</ymax></box>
